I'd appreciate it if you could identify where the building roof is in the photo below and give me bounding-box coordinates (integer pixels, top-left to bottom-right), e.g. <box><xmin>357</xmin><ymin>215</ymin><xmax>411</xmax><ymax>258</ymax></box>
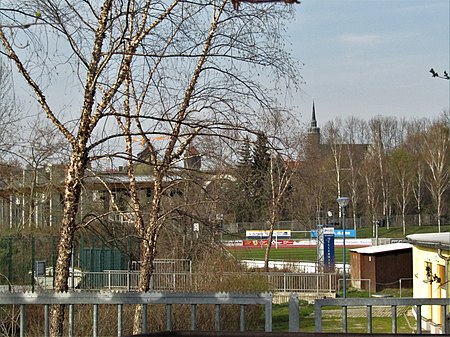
<box><xmin>406</xmin><ymin>232</ymin><xmax>450</xmax><ymax>250</ymax></box>
<box><xmin>84</xmin><ymin>174</ymin><xmax>154</xmax><ymax>185</ymax></box>
<box><xmin>350</xmin><ymin>243</ymin><xmax>412</xmax><ymax>255</ymax></box>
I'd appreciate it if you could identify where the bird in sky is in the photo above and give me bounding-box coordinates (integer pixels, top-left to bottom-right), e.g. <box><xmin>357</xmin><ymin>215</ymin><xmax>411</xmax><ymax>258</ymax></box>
<box><xmin>430</xmin><ymin>68</ymin><xmax>449</xmax><ymax>80</ymax></box>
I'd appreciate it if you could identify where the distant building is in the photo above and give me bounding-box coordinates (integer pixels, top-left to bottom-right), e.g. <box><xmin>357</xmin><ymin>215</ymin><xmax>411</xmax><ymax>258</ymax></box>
<box><xmin>0</xmin><ymin>144</ymin><xmax>207</xmax><ymax>229</ymax></box>
<box><xmin>0</xmin><ymin>164</ymin><xmax>66</xmax><ymax>228</ymax></box>
<box><xmin>184</xmin><ymin>145</ymin><xmax>202</xmax><ymax>170</ymax></box>
<box><xmin>0</xmin><ymin>164</ymin><xmax>154</xmax><ymax>228</ymax></box>
<box><xmin>305</xmin><ymin>102</ymin><xmax>370</xmax><ymax>160</ymax></box>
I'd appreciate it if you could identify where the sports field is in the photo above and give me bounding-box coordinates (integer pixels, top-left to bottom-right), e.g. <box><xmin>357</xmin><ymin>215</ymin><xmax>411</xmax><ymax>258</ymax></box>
<box><xmin>227</xmin><ymin>246</ymin><xmax>351</xmax><ymax>263</ymax></box>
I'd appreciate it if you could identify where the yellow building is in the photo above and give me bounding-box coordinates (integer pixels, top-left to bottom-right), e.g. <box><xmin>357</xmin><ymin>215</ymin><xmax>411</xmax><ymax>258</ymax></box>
<box><xmin>407</xmin><ymin>232</ymin><xmax>450</xmax><ymax>333</ymax></box>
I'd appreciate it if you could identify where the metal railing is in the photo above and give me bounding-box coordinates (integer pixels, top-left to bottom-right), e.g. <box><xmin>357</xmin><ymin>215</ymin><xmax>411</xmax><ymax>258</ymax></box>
<box><xmin>1</xmin><ymin>291</ymin><xmax>446</xmax><ymax>336</ymax></box>
<box><xmin>78</xmin><ymin>270</ymin><xmax>191</xmax><ymax>291</ymax></box>
<box><xmin>0</xmin><ymin>291</ymin><xmax>273</xmax><ymax>337</ymax></box>
<box><xmin>34</xmin><ymin>270</ymin><xmax>337</xmax><ymax>295</ymax></box>
<box><xmin>314</xmin><ymin>297</ymin><xmax>450</xmax><ymax>334</ymax></box>
<box><xmin>399</xmin><ymin>278</ymin><xmax>413</xmax><ymax>298</ymax></box>
<box><xmin>267</xmin><ymin>272</ymin><xmax>336</xmax><ymax>294</ymax></box>
<box><xmin>339</xmin><ymin>278</ymin><xmax>371</xmax><ymax>296</ymax></box>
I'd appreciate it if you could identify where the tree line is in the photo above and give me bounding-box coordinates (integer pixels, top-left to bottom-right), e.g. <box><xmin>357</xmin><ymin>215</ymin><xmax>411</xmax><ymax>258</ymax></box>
<box><xmin>220</xmin><ymin>114</ymin><xmax>450</xmax><ymax>237</ymax></box>
<box><xmin>0</xmin><ymin>0</ymin><xmax>300</xmax><ymax>335</ymax></box>
<box><xmin>0</xmin><ymin>1</ymin><xmax>448</xmax><ymax>335</ymax></box>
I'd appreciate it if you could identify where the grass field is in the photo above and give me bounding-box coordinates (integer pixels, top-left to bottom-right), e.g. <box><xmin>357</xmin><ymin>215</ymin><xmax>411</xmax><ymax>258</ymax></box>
<box><xmin>223</xmin><ymin>224</ymin><xmax>450</xmax><ymax>241</ymax></box>
<box><xmin>226</xmin><ymin>226</ymin><xmax>424</xmax><ymax>332</ymax></box>
<box><xmin>225</xmin><ymin>224</ymin><xmax>450</xmax><ymax>263</ymax></box>
<box><xmin>227</xmin><ymin>246</ymin><xmax>352</xmax><ymax>263</ymax></box>
<box><xmin>266</xmin><ymin>300</ymin><xmax>416</xmax><ymax>333</ymax></box>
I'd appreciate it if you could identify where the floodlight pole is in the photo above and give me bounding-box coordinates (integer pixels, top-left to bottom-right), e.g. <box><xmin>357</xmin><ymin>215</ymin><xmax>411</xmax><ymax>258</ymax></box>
<box><xmin>336</xmin><ymin>197</ymin><xmax>351</xmax><ymax>299</ymax></box>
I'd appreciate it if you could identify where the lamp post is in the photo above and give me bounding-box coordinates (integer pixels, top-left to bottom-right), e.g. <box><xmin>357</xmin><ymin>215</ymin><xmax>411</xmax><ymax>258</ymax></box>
<box><xmin>337</xmin><ymin>196</ymin><xmax>351</xmax><ymax>298</ymax></box>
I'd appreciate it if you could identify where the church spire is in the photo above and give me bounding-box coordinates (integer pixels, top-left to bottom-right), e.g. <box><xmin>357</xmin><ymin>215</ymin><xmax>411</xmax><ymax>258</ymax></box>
<box><xmin>309</xmin><ymin>101</ymin><xmax>320</xmax><ymax>134</ymax></box>
<box><xmin>306</xmin><ymin>101</ymin><xmax>321</xmax><ymax>158</ymax></box>
<box><xmin>311</xmin><ymin>101</ymin><xmax>317</xmax><ymax>129</ymax></box>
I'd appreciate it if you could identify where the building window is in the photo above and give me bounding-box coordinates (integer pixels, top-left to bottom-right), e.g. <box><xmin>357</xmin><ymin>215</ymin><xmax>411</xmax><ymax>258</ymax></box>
<box><xmin>425</xmin><ymin>261</ymin><xmax>441</xmax><ymax>284</ymax></box>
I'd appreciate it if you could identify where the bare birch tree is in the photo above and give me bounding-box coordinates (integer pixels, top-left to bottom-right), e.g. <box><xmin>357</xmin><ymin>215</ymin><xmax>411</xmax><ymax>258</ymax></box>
<box><xmin>0</xmin><ymin>1</ymin><xmax>188</xmax><ymax>335</ymax></box>
<box><xmin>12</xmin><ymin>119</ymin><xmax>67</xmax><ymax>229</ymax></box>
<box><xmin>120</xmin><ymin>2</ymin><xmax>297</xmax><ymax>327</ymax></box>
<box><xmin>406</xmin><ymin>118</ymin><xmax>430</xmax><ymax>227</ymax></box>
<box><xmin>423</xmin><ymin>122</ymin><xmax>450</xmax><ymax>232</ymax></box>
<box><xmin>389</xmin><ymin>146</ymin><xmax>414</xmax><ymax>234</ymax></box>
<box><xmin>360</xmin><ymin>152</ymin><xmax>381</xmax><ymax>236</ymax></box>
<box><xmin>367</xmin><ymin>117</ymin><xmax>400</xmax><ymax>228</ymax></box>
<box><xmin>323</xmin><ymin>119</ymin><xmax>345</xmax><ymax>202</ymax></box>
<box><xmin>0</xmin><ymin>60</ymin><xmax>19</xmax><ymax>155</ymax></box>
<box><xmin>1</xmin><ymin>0</ymin><xmax>299</xmax><ymax>334</ymax></box>
<box><xmin>261</xmin><ymin>112</ymin><xmax>301</xmax><ymax>271</ymax></box>
<box><xmin>342</xmin><ymin>117</ymin><xmax>369</xmax><ymax>230</ymax></box>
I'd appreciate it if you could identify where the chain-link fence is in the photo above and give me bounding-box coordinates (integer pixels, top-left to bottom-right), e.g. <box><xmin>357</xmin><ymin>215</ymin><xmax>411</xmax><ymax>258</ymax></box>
<box><xmin>0</xmin><ymin>235</ymin><xmax>58</xmax><ymax>290</ymax></box>
<box><xmin>0</xmin><ymin>234</ymin><xmax>137</xmax><ymax>290</ymax></box>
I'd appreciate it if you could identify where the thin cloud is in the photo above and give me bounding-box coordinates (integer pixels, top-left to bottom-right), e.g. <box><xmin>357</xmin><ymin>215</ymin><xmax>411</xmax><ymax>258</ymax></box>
<box><xmin>339</xmin><ymin>34</ymin><xmax>384</xmax><ymax>45</ymax></box>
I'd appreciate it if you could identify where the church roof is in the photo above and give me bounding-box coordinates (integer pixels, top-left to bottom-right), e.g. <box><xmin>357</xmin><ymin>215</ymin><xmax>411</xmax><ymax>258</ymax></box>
<box><xmin>306</xmin><ymin>102</ymin><xmax>370</xmax><ymax>158</ymax></box>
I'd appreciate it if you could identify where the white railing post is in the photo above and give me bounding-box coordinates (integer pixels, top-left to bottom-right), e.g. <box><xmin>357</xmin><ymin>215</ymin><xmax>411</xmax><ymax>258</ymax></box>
<box><xmin>191</xmin><ymin>304</ymin><xmax>197</xmax><ymax>331</ymax></box>
<box><xmin>117</xmin><ymin>304</ymin><xmax>123</xmax><ymax>336</ymax></box>
<box><xmin>69</xmin><ymin>304</ymin><xmax>74</xmax><ymax>337</ymax></box>
<box><xmin>288</xmin><ymin>293</ymin><xmax>299</xmax><ymax>332</ymax></box>
<box><xmin>20</xmin><ymin>304</ymin><xmax>24</xmax><ymax>337</ymax></box>
<box><xmin>93</xmin><ymin>304</ymin><xmax>99</xmax><ymax>337</ymax></box>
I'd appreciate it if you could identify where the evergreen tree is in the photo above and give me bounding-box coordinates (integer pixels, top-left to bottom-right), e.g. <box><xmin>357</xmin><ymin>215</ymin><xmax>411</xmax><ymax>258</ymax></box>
<box><xmin>238</xmin><ymin>136</ymin><xmax>253</xmax><ymax>170</ymax></box>
<box><xmin>234</xmin><ymin>137</ymin><xmax>254</xmax><ymax>222</ymax></box>
<box><xmin>251</xmin><ymin>132</ymin><xmax>271</xmax><ymax>221</ymax></box>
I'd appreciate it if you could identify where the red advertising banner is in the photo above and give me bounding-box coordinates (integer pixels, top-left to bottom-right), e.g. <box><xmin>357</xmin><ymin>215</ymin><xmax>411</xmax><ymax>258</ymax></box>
<box><xmin>242</xmin><ymin>239</ymin><xmax>295</xmax><ymax>247</ymax></box>
<box><xmin>243</xmin><ymin>240</ymin><xmax>267</xmax><ymax>247</ymax></box>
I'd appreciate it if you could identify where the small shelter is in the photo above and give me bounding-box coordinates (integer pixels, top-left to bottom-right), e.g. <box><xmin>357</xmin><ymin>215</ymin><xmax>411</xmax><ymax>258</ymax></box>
<box><xmin>350</xmin><ymin>243</ymin><xmax>412</xmax><ymax>293</ymax></box>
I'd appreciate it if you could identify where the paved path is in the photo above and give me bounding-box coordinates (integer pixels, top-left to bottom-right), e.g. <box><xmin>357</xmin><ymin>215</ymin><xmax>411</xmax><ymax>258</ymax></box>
<box><xmin>318</xmin><ymin>306</ymin><xmax>411</xmax><ymax>318</ymax></box>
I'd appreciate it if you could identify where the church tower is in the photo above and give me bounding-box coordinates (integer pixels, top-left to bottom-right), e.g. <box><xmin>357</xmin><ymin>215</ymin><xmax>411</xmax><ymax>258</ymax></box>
<box><xmin>306</xmin><ymin>102</ymin><xmax>321</xmax><ymax>158</ymax></box>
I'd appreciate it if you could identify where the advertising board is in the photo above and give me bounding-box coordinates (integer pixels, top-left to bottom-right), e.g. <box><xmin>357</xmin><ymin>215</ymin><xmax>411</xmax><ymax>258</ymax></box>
<box><xmin>311</xmin><ymin>229</ymin><xmax>356</xmax><ymax>238</ymax></box>
<box><xmin>245</xmin><ymin>230</ymin><xmax>291</xmax><ymax>239</ymax></box>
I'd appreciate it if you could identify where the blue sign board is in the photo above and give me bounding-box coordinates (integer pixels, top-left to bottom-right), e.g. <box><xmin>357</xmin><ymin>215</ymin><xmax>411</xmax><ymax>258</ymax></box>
<box><xmin>311</xmin><ymin>229</ymin><xmax>356</xmax><ymax>238</ymax></box>
<box><xmin>323</xmin><ymin>232</ymin><xmax>335</xmax><ymax>272</ymax></box>
<box><xmin>334</xmin><ymin>229</ymin><xmax>356</xmax><ymax>238</ymax></box>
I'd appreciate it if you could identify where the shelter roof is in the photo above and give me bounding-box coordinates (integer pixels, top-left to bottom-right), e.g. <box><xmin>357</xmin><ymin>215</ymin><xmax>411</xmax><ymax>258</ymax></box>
<box><xmin>350</xmin><ymin>243</ymin><xmax>412</xmax><ymax>255</ymax></box>
<box><xmin>406</xmin><ymin>232</ymin><xmax>450</xmax><ymax>250</ymax></box>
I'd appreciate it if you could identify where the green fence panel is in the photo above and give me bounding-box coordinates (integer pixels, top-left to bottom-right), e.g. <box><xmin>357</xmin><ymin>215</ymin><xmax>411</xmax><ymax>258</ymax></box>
<box><xmin>79</xmin><ymin>247</ymin><xmax>128</xmax><ymax>272</ymax></box>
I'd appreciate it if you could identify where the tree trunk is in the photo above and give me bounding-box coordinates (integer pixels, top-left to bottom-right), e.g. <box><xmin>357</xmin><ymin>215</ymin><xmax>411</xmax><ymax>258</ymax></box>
<box><xmin>264</xmin><ymin>197</ymin><xmax>280</xmax><ymax>272</ymax></box>
<box><xmin>263</xmin><ymin>222</ymin><xmax>275</xmax><ymax>272</ymax></box>
<box><xmin>50</xmin><ymin>151</ymin><xmax>87</xmax><ymax>337</ymax></box>
<box><xmin>132</xmin><ymin>177</ymin><xmax>163</xmax><ymax>334</ymax></box>
<box><xmin>437</xmin><ymin>193</ymin><xmax>442</xmax><ymax>232</ymax></box>
<box><xmin>132</xmin><ymin>237</ymin><xmax>158</xmax><ymax>334</ymax></box>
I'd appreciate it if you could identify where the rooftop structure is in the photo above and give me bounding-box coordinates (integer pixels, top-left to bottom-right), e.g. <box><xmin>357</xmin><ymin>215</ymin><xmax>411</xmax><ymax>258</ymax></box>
<box><xmin>406</xmin><ymin>232</ymin><xmax>450</xmax><ymax>250</ymax></box>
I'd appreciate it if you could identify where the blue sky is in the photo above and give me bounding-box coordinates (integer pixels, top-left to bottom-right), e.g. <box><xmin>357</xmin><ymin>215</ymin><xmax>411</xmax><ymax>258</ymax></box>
<box><xmin>286</xmin><ymin>0</ymin><xmax>450</xmax><ymax>125</ymax></box>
